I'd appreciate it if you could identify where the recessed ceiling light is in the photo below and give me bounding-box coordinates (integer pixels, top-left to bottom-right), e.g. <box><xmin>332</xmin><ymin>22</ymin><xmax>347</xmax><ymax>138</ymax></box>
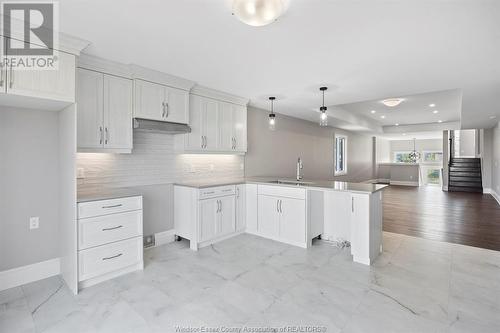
<box><xmin>433</xmin><ymin>110</ymin><xmax>439</xmax><ymax>114</ymax></box>
<box><xmin>402</xmin><ymin>133</ymin><xmax>406</xmax><ymax>136</ymax></box>
<box><xmin>429</xmin><ymin>103</ymin><xmax>436</xmax><ymax>107</ymax></box>
<box><xmin>437</xmin><ymin>120</ymin><xmax>443</xmax><ymax>123</ymax></box>
<box><xmin>395</xmin><ymin>123</ymin><xmax>399</xmax><ymax>126</ymax></box>
<box><xmin>370</xmin><ymin>110</ymin><xmax>376</xmax><ymax>114</ymax></box>
<box><xmin>232</xmin><ymin>0</ymin><xmax>287</xmax><ymax>27</ymax></box>
<box><xmin>490</xmin><ymin>115</ymin><xmax>497</xmax><ymax>119</ymax></box>
<box><xmin>380</xmin><ymin>115</ymin><xmax>386</xmax><ymax>119</ymax></box>
<box><xmin>382</xmin><ymin>98</ymin><xmax>404</xmax><ymax>107</ymax></box>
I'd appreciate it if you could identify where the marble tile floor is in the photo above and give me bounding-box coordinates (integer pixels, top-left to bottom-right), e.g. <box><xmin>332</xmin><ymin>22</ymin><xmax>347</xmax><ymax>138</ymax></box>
<box><xmin>1</xmin><ymin>232</ymin><xmax>500</xmax><ymax>333</ymax></box>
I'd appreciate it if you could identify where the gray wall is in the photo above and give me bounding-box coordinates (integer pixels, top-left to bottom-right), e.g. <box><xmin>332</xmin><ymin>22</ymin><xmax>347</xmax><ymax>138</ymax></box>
<box><xmin>458</xmin><ymin>129</ymin><xmax>476</xmax><ymax>157</ymax></box>
<box><xmin>481</xmin><ymin>128</ymin><xmax>493</xmax><ymax>189</ymax></box>
<box><xmin>388</xmin><ymin>139</ymin><xmax>443</xmax><ymax>162</ymax></box>
<box><xmin>492</xmin><ymin>122</ymin><xmax>500</xmax><ymax>195</ymax></box>
<box><xmin>0</xmin><ymin>108</ymin><xmax>60</xmax><ymax>271</ymax></box>
<box><xmin>245</xmin><ymin>107</ymin><xmax>374</xmax><ymax>182</ymax></box>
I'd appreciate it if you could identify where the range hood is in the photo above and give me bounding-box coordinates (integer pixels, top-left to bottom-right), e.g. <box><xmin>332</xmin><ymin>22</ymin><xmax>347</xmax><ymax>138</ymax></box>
<box><xmin>133</xmin><ymin>118</ymin><xmax>191</xmax><ymax>134</ymax></box>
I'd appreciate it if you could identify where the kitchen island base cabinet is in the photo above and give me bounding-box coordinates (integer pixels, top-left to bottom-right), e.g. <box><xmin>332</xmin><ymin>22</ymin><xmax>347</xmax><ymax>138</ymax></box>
<box><xmin>174</xmin><ymin>185</ymin><xmax>242</xmax><ymax>250</ymax></box>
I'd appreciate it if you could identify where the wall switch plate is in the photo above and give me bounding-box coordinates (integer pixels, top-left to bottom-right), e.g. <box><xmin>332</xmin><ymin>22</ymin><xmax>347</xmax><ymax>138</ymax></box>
<box><xmin>77</xmin><ymin>168</ymin><xmax>85</xmax><ymax>179</ymax></box>
<box><xmin>209</xmin><ymin>164</ymin><xmax>215</xmax><ymax>171</ymax></box>
<box><xmin>29</xmin><ymin>217</ymin><xmax>39</xmax><ymax>230</ymax></box>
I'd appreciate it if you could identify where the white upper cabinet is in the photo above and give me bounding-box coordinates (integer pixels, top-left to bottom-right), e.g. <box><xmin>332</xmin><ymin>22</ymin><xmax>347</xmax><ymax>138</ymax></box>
<box><xmin>179</xmin><ymin>86</ymin><xmax>248</xmax><ymax>154</ymax></box>
<box><xmin>103</xmin><ymin>75</ymin><xmax>133</xmax><ymax>150</ymax></box>
<box><xmin>134</xmin><ymin>79</ymin><xmax>189</xmax><ymax>124</ymax></box>
<box><xmin>76</xmin><ymin>68</ymin><xmax>133</xmax><ymax>153</ymax></box>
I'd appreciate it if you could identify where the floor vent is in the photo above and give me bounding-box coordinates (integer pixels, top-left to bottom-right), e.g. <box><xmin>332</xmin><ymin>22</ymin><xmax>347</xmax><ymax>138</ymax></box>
<box><xmin>143</xmin><ymin>235</ymin><xmax>156</xmax><ymax>248</ymax></box>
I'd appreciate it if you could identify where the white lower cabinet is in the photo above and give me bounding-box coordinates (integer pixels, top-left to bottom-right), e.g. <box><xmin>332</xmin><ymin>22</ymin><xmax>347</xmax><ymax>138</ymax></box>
<box><xmin>257</xmin><ymin>185</ymin><xmax>307</xmax><ymax>248</ymax></box>
<box><xmin>236</xmin><ymin>184</ymin><xmax>246</xmax><ymax>231</ymax></box>
<box><xmin>77</xmin><ymin>196</ymin><xmax>143</xmax><ymax>290</ymax></box>
<box><xmin>174</xmin><ymin>185</ymin><xmax>240</xmax><ymax>250</ymax></box>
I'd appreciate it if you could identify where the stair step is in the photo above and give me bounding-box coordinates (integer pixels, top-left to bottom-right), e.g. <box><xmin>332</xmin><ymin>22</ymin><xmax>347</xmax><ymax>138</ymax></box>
<box><xmin>451</xmin><ymin>162</ymin><xmax>481</xmax><ymax>166</ymax></box>
<box><xmin>450</xmin><ymin>167</ymin><xmax>481</xmax><ymax>172</ymax></box>
<box><xmin>449</xmin><ymin>171</ymin><xmax>481</xmax><ymax>177</ymax></box>
<box><xmin>448</xmin><ymin>186</ymin><xmax>483</xmax><ymax>193</ymax></box>
<box><xmin>449</xmin><ymin>181</ymin><xmax>482</xmax><ymax>187</ymax></box>
<box><xmin>451</xmin><ymin>158</ymin><xmax>480</xmax><ymax>162</ymax></box>
<box><xmin>449</xmin><ymin>176</ymin><xmax>482</xmax><ymax>182</ymax></box>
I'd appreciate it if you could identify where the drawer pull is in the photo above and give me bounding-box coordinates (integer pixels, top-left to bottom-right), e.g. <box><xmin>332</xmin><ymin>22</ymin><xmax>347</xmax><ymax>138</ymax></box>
<box><xmin>102</xmin><ymin>253</ymin><xmax>123</xmax><ymax>261</ymax></box>
<box><xmin>102</xmin><ymin>225</ymin><xmax>123</xmax><ymax>231</ymax></box>
<box><xmin>102</xmin><ymin>204</ymin><xmax>123</xmax><ymax>209</ymax></box>
<box><xmin>204</xmin><ymin>191</ymin><xmax>215</xmax><ymax>195</ymax></box>
<box><xmin>223</xmin><ymin>189</ymin><xmax>232</xmax><ymax>192</ymax></box>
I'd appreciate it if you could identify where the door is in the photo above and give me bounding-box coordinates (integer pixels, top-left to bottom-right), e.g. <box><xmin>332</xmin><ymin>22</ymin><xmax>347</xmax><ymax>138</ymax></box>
<box><xmin>103</xmin><ymin>75</ymin><xmax>133</xmax><ymax>150</ymax></box>
<box><xmin>257</xmin><ymin>195</ymin><xmax>280</xmax><ymax>238</ymax></box>
<box><xmin>236</xmin><ymin>185</ymin><xmax>246</xmax><ymax>231</ymax></box>
<box><xmin>233</xmin><ymin>104</ymin><xmax>247</xmax><ymax>152</ymax></box>
<box><xmin>7</xmin><ymin>49</ymin><xmax>76</xmax><ymax>102</ymax></box>
<box><xmin>199</xmin><ymin>199</ymin><xmax>218</xmax><ymax>242</ymax></box>
<box><xmin>219</xmin><ymin>102</ymin><xmax>233</xmax><ymax>151</ymax></box>
<box><xmin>186</xmin><ymin>94</ymin><xmax>204</xmax><ymax>150</ymax></box>
<box><xmin>165</xmin><ymin>86</ymin><xmax>189</xmax><ymax>124</ymax></box>
<box><xmin>203</xmin><ymin>97</ymin><xmax>219</xmax><ymax>150</ymax></box>
<box><xmin>279</xmin><ymin>198</ymin><xmax>306</xmax><ymax>244</ymax></box>
<box><xmin>134</xmin><ymin>79</ymin><xmax>165</xmax><ymax>121</ymax></box>
<box><xmin>218</xmin><ymin>196</ymin><xmax>236</xmax><ymax>236</ymax></box>
<box><xmin>76</xmin><ymin>68</ymin><xmax>104</xmax><ymax>149</ymax></box>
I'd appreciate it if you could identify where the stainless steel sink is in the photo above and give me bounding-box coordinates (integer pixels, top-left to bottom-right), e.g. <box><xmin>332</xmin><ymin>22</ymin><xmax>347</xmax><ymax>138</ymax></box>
<box><xmin>266</xmin><ymin>180</ymin><xmax>315</xmax><ymax>186</ymax></box>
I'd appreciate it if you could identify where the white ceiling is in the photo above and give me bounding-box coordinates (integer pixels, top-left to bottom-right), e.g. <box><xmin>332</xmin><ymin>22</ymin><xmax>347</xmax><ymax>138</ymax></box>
<box><xmin>377</xmin><ymin>131</ymin><xmax>444</xmax><ymax>141</ymax></box>
<box><xmin>59</xmin><ymin>0</ymin><xmax>500</xmax><ymax>129</ymax></box>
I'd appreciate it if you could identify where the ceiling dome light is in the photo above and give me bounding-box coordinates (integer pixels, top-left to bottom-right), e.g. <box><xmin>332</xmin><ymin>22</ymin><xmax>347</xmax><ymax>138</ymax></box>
<box><xmin>319</xmin><ymin>87</ymin><xmax>328</xmax><ymax>127</ymax></box>
<box><xmin>429</xmin><ymin>103</ymin><xmax>436</xmax><ymax>107</ymax></box>
<box><xmin>382</xmin><ymin>98</ymin><xmax>404</xmax><ymax>107</ymax></box>
<box><xmin>370</xmin><ymin>110</ymin><xmax>376</xmax><ymax>114</ymax></box>
<box><xmin>232</xmin><ymin>0</ymin><xmax>286</xmax><ymax>27</ymax></box>
<box><xmin>433</xmin><ymin>110</ymin><xmax>439</xmax><ymax>114</ymax></box>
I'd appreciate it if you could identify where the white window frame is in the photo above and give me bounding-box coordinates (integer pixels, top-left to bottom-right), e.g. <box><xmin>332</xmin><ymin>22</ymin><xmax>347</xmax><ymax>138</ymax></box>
<box><xmin>393</xmin><ymin>151</ymin><xmax>413</xmax><ymax>163</ymax></box>
<box><xmin>422</xmin><ymin>150</ymin><xmax>443</xmax><ymax>163</ymax></box>
<box><xmin>334</xmin><ymin>134</ymin><xmax>348</xmax><ymax>176</ymax></box>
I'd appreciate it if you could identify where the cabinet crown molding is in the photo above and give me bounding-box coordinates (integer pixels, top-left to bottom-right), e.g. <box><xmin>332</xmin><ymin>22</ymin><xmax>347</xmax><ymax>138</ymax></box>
<box><xmin>129</xmin><ymin>64</ymin><xmax>195</xmax><ymax>91</ymax></box>
<box><xmin>191</xmin><ymin>85</ymin><xmax>249</xmax><ymax>106</ymax></box>
<box><xmin>78</xmin><ymin>54</ymin><xmax>133</xmax><ymax>79</ymax></box>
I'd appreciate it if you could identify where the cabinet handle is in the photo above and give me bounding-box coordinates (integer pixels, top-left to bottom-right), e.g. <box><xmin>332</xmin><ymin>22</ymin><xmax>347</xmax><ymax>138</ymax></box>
<box><xmin>352</xmin><ymin>197</ymin><xmax>354</xmax><ymax>213</ymax></box>
<box><xmin>161</xmin><ymin>102</ymin><xmax>165</xmax><ymax>118</ymax></box>
<box><xmin>279</xmin><ymin>200</ymin><xmax>282</xmax><ymax>214</ymax></box>
<box><xmin>105</xmin><ymin>127</ymin><xmax>109</xmax><ymax>145</ymax></box>
<box><xmin>276</xmin><ymin>200</ymin><xmax>279</xmax><ymax>213</ymax></box>
<box><xmin>102</xmin><ymin>253</ymin><xmax>123</xmax><ymax>261</ymax></box>
<box><xmin>204</xmin><ymin>136</ymin><xmax>208</xmax><ymax>148</ymax></box>
<box><xmin>9</xmin><ymin>63</ymin><xmax>13</xmax><ymax>88</ymax></box>
<box><xmin>102</xmin><ymin>225</ymin><xmax>123</xmax><ymax>231</ymax></box>
<box><xmin>99</xmin><ymin>126</ymin><xmax>103</xmax><ymax>145</ymax></box>
<box><xmin>236</xmin><ymin>187</ymin><xmax>240</xmax><ymax>198</ymax></box>
<box><xmin>102</xmin><ymin>204</ymin><xmax>123</xmax><ymax>209</ymax></box>
<box><xmin>0</xmin><ymin>63</ymin><xmax>4</xmax><ymax>87</ymax></box>
<box><xmin>165</xmin><ymin>102</ymin><xmax>169</xmax><ymax>118</ymax></box>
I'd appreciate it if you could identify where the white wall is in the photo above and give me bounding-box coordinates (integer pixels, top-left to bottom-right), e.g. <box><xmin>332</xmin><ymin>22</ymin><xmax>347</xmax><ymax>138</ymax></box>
<box><xmin>77</xmin><ymin>131</ymin><xmax>244</xmax><ymax>234</ymax></box>
<box><xmin>492</xmin><ymin>122</ymin><xmax>500</xmax><ymax>197</ymax></box>
<box><xmin>0</xmin><ymin>107</ymin><xmax>60</xmax><ymax>271</ymax></box>
<box><xmin>458</xmin><ymin>129</ymin><xmax>476</xmax><ymax>157</ymax></box>
<box><xmin>376</xmin><ymin>138</ymin><xmax>391</xmax><ymax>163</ymax></box>
<box><xmin>245</xmin><ymin>107</ymin><xmax>374</xmax><ymax>182</ymax></box>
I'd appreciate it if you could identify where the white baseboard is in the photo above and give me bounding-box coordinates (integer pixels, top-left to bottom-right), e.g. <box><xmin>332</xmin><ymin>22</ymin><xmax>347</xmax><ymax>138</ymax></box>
<box><xmin>363</xmin><ymin>179</ymin><xmax>378</xmax><ymax>184</ymax></box>
<box><xmin>490</xmin><ymin>190</ymin><xmax>500</xmax><ymax>206</ymax></box>
<box><xmin>0</xmin><ymin>258</ymin><xmax>60</xmax><ymax>292</ymax></box>
<box><xmin>389</xmin><ymin>180</ymin><xmax>419</xmax><ymax>186</ymax></box>
<box><xmin>483</xmin><ymin>188</ymin><xmax>492</xmax><ymax>194</ymax></box>
<box><xmin>155</xmin><ymin>229</ymin><xmax>177</xmax><ymax>246</ymax></box>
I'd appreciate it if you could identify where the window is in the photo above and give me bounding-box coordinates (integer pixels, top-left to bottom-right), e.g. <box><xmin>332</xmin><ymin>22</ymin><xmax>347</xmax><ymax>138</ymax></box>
<box><xmin>393</xmin><ymin>151</ymin><xmax>413</xmax><ymax>163</ymax></box>
<box><xmin>422</xmin><ymin>151</ymin><xmax>443</xmax><ymax>163</ymax></box>
<box><xmin>334</xmin><ymin>135</ymin><xmax>347</xmax><ymax>175</ymax></box>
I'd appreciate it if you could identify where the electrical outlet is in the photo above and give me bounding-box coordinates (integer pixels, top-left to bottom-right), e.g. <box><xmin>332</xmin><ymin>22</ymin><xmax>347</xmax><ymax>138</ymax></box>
<box><xmin>29</xmin><ymin>217</ymin><xmax>39</xmax><ymax>230</ymax></box>
<box><xmin>143</xmin><ymin>235</ymin><xmax>155</xmax><ymax>248</ymax></box>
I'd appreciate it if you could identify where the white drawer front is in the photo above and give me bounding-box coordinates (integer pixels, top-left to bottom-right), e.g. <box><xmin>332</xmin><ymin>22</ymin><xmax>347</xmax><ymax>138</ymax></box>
<box><xmin>78</xmin><ymin>196</ymin><xmax>142</xmax><ymax>219</ymax></box>
<box><xmin>258</xmin><ymin>185</ymin><xmax>306</xmax><ymax>200</ymax></box>
<box><xmin>199</xmin><ymin>185</ymin><xmax>236</xmax><ymax>199</ymax></box>
<box><xmin>78</xmin><ymin>237</ymin><xmax>142</xmax><ymax>281</ymax></box>
<box><xmin>78</xmin><ymin>210</ymin><xmax>143</xmax><ymax>250</ymax></box>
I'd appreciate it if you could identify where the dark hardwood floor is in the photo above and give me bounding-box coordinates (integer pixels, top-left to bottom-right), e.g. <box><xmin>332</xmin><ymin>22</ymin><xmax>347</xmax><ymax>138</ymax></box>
<box><xmin>383</xmin><ymin>185</ymin><xmax>500</xmax><ymax>251</ymax></box>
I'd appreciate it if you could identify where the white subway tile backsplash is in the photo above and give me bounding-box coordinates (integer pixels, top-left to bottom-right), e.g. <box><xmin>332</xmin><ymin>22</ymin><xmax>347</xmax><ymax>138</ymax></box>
<box><xmin>77</xmin><ymin>131</ymin><xmax>244</xmax><ymax>190</ymax></box>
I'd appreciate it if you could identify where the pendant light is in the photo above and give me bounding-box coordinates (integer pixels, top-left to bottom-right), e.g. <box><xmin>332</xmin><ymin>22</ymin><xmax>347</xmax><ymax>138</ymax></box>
<box><xmin>268</xmin><ymin>96</ymin><xmax>276</xmax><ymax>131</ymax></box>
<box><xmin>408</xmin><ymin>138</ymin><xmax>420</xmax><ymax>163</ymax></box>
<box><xmin>319</xmin><ymin>87</ymin><xmax>328</xmax><ymax>127</ymax></box>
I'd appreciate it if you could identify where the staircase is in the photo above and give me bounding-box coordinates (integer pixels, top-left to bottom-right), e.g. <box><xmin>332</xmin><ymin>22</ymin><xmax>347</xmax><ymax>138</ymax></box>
<box><xmin>448</xmin><ymin>158</ymin><xmax>483</xmax><ymax>193</ymax></box>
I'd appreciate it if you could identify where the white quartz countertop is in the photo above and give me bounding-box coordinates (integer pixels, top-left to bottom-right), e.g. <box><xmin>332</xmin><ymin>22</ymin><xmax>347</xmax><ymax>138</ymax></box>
<box><xmin>77</xmin><ymin>187</ymin><xmax>143</xmax><ymax>203</ymax></box>
<box><xmin>175</xmin><ymin>177</ymin><xmax>388</xmax><ymax>194</ymax></box>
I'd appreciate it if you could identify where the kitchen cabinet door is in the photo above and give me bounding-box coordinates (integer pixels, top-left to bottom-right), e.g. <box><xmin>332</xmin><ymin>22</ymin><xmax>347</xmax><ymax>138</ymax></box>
<box><xmin>199</xmin><ymin>199</ymin><xmax>218</xmax><ymax>242</ymax></box>
<box><xmin>236</xmin><ymin>185</ymin><xmax>246</xmax><ymax>231</ymax></box>
<box><xmin>218</xmin><ymin>196</ymin><xmax>236</xmax><ymax>236</ymax></box>
<box><xmin>134</xmin><ymin>79</ymin><xmax>165</xmax><ymax>121</ymax></box>
<box><xmin>185</xmin><ymin>94</ymin><xmax>204</xmax><ymax>150</ymax></box>
<box><xmin>350</xmin><ymin>193</ymin><xmax>370</xmax><ymax>263</ymax></box>
<box><xmin>257</xmin><ymin>195</ymin><xmax>280</xmax><ymax>239</ymax></box>
<box><xmin>203</xmin><ymin>97</ymin><xmax>219</xmax><ymax>151</ymax></box>
<box><xmin>7</xmin><ymin>50</ymin><xmax>76</xmax><ymax>103</ymax></box>
<box><xmin>245</xmin><ymin>184</ymin><xmax>258</xmax><ymax>232</ymax></box>
<box><xmin>219</xmin><ymin>102</ymin><xmax>233</xmax><ymax>151</ymax></box>
<box><xmin>77</xmin><ymin>68</ymin><xmax>104</xmax><ymax>149</ymax></box>
<box><xmin>233</xmin><ymin>104</ymin><xmax>247</xmax><ymax>152</ymax></box>
<box><xmin>165</xmin><ymin>86</ymin><xmax>189</xmax><ymax>124</ymax></box>
<box><xmin>279</xmin><ymin>198</ymin><xmax>306</xmax><ymax>244</ymax></box>
<box><xmin>103</xmin><ymin>75</ymin><xmax>133</xmax><ymax>150</ymax></box>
